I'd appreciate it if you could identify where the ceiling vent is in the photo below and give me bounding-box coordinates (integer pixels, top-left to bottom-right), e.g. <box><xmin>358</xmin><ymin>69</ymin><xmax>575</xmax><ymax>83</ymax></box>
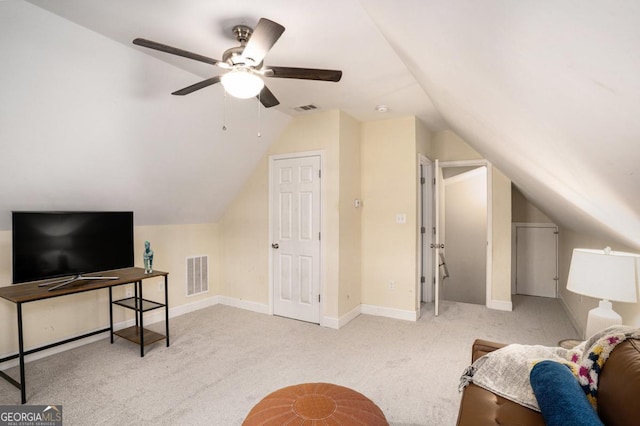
<box><xmin>293</xmin><ymin>104</ymin><xmax>319</xmax><ymax>112</ymax></box>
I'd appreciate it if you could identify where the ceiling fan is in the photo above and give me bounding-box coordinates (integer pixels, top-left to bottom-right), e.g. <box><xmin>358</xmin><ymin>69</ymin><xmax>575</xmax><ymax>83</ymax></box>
<box><xmin>133</xmin><ymin>18</ymin><xmax>342</xmax><ymax>108</ymax></box>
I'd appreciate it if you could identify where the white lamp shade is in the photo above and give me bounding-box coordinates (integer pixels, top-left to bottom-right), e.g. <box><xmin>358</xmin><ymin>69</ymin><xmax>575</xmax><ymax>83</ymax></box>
<box><xmin>220</xmin><ymin>68</ymin><xmax>264</xmax><ymax>99</ymax></box>
<box><xmin>567</xmin><ymin>248</ymin><xmax>639</xmax><ymax>303</ymax></box>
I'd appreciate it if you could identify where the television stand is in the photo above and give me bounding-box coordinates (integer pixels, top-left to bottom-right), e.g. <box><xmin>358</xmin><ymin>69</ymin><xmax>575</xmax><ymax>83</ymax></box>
<box><xmin>38</xmin><ymin>274</ymin><xmax>120</xmax><ymax>291</ymax></box>
<box><xmin>0</xmin><ymin>267</ymin><xmax>169</xmax><ymax>404</ymax></box>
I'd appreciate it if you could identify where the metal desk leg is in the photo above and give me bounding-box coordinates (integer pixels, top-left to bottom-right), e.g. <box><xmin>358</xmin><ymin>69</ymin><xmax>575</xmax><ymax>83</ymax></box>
<box><xmin>165</xmin><ymin>275</ymin><xmax>170</xmax><ymax>347</ymax></box>
<box><xmin>134</xmin><ymin>283</ymin><xmax>139</xmax><ymax>328</ymax></box>
<box><xmin>109</xmin><ymin>287</ymin><xmax>114</xmax><ymax>344</ymax></box>
<box><xmin>17</xmin><ymin>303</ymin><xmax>26</xmax><ymax>404</ymax></box>
<box><xmin>138</xmin><ymin>280</ymin><xmax>144</xmax><ymax>357</ymax></box>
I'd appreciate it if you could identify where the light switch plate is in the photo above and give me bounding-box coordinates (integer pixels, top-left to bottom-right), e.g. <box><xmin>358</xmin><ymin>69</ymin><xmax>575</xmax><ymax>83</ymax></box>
<box><xmin>395</xmin><ymin>213</ymin><xmax>407</xmax><ymax>224</ymax></box>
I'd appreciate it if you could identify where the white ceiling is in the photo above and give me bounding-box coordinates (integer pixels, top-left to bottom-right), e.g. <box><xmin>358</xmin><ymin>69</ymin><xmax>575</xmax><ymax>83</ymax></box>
<box><xmin>3</xmin><ymin>0</ymin><xmax>640</xmax><ymax>250</ymax></box>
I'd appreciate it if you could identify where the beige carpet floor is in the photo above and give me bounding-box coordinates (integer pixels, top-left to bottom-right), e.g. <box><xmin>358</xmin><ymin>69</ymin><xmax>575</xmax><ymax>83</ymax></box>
<box><xmin>0</xmin><ymin>295</ymin><xmax>578</xmax><ymax>425</ymax></box>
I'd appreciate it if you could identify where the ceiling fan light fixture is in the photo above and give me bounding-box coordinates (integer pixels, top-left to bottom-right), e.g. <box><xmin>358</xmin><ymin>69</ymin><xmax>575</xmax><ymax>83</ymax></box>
<box><xmin>221</xmin><ymin>68</ymin><xmax>264</xmax><ymax>99</ymax></box>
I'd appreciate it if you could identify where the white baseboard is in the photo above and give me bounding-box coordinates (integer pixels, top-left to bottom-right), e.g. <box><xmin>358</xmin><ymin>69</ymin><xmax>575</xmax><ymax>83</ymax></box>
<box><xmin>217</xmin><ymin>296</ymin><xmax>270</xmax><ymax>315</ymax></box>
<box><xmin>339</xmin><ymin>305</ymin><xmax>362</xmax><ymax>328</ymax></box>
<box><xmin>322</xmin><ymin>316</ymin><xmax>339</xmax><ymax>329</ymax></box>
<box><xmin>323</xmin><ymin>305</ymin><xmax>361</xmax><ymax>329</ymax></box>
<box><xmin>0</xmin><ymin>295</ymin><xmax>221</xmax><ymax>370</ymax></box>
<box><xmin>488</xmin><ymin>299</ymin><xmax>513</xmax><ymax>311</ymax></box>
<box><xmin>0</xmin><ymin>297</ymin><xmax>422</xmax><ymax>369</ymax></box>
<box><xmin>168</xmin><ymin>295</ymin><xmax>220</xmax><ymax>318</ymax></box>
<box><xmin>216</xmin><ymin>298</ymin><xmax>416</xmax><ymax>328</ymax></box>
<box><xmin>361</xmin><ymin>304</ymin><xmax>418</xmax><ymax>322</ymax></box>
<box><xmin>558</xmin><ymin>293</ymin><xmax>584</xmax><ymax>339</ymax></box>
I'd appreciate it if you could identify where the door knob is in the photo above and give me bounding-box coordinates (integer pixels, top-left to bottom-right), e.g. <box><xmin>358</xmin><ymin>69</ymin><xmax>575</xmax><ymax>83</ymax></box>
<box><xmin>271</xmin><ymin>243</ymin><xmax>279</xmax><ymax>249</ymax></box>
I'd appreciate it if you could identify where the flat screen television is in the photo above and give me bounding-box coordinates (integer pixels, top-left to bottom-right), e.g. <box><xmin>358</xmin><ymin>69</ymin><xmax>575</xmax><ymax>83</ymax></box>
<box><xmin>12</xmin><ymin>211</ymin><xmax>134</xmax><ymax>285</ymax></box>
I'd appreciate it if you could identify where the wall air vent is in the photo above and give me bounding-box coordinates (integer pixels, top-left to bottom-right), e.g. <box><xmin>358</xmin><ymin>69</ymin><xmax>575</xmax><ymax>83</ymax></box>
<box><xmin>186</xmin><ymin>255</ymin><xmax>209</xmax><ymax>296</ymax></box>
<box><xmin>293</xmin><ymin>104</ymin><xmax>319</xmax><ymax>112</ymax></box>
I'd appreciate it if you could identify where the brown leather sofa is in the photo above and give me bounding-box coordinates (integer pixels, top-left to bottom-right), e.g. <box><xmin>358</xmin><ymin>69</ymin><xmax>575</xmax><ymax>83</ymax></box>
<box><xmin>457</xmin><ymin>338</ymin><xmax>640</xmax><ymax>425</ymax></box>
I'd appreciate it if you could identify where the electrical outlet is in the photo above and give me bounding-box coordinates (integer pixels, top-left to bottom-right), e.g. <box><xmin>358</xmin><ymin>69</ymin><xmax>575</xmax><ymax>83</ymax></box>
<box><xmin>125</xmin><ymin>287</ymin><xmax>133</xmax><ymax>298</ymax></box>
<box><xmin>388</xmin><ymin>281</ymin><xmax>395</xmax><ymax>290</ymax></box>
<box><xmin>158</xmin><ymin>282</ymin><xmax>163</xmax><ymax>292</ymax></box>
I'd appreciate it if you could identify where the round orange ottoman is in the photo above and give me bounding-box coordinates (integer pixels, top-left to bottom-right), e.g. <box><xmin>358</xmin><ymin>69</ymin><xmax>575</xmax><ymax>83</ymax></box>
<box><xmin>243</xmin><ymin>382</ymin><xmax>388</xmax><ymax>425</ymax></box>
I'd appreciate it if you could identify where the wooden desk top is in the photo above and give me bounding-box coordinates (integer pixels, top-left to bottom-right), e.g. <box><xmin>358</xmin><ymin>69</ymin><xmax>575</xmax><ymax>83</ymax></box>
<box><xmin>0</xmin><ymin>267</ymin><xmax>168</xmax><ymax>304</ymax></box>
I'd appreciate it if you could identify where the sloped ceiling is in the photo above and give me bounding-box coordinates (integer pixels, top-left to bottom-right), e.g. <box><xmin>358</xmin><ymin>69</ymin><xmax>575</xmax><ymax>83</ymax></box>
<box><xmin>359</xmin><ymin>0</ymin><xmax>640</xmax><ymax>249</ymax></box>
<box><xmin>1</xmin><ymin>0</ymin><xmax>639</xmax><ymax>251</ymax></box>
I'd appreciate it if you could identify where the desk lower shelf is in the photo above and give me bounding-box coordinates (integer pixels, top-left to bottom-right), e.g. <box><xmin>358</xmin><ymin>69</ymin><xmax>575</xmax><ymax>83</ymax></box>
<box><xmin>112</xmin><ymin>296</ymin><xmax>165</xmax><ymax>312</ymax></box>
<box><xmin>114</xmin><ymin>326</ymin><xmax>166</xmax><ymax>346</ymax></box>
<box><xmin>109</xmin><ymin>281</ymin><xmax>169</xmax><ymax>357</ymax></box>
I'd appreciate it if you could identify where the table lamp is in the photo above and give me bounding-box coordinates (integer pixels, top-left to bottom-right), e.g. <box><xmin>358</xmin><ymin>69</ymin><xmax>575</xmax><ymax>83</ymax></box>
<box><xmin>567</xmin><ymin>247</ymin><xmax>639</xmax><ymax>338</ymax></box>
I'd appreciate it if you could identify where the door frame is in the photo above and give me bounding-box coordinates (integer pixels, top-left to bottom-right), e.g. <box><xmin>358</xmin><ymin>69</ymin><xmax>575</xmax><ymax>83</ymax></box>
<box><xmin>437</xmin><ymin>160</ymin><xmax>493</xmax><ymax>309</ymax></box>
<box><xmin>268</xmin><ymin>150</ymin><xmax>324</xmax><ymax>323</ymax></box>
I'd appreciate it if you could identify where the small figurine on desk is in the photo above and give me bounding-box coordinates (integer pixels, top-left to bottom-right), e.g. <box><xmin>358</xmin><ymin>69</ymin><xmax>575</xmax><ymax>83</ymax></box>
<box><xmin>143</xmin><ymin>240</ymin><xmax>154</xmax><ymax>274</ymax></box>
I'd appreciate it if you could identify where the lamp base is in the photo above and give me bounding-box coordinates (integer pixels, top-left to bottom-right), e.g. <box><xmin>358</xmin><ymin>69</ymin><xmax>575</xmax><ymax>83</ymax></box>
<box><xmin>585</xmin><ymin>299</ymin><xmax>622</xmax><ymax>338</ymax></box>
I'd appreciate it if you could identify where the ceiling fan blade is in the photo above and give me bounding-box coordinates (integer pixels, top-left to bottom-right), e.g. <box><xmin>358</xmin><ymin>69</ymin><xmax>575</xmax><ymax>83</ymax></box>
<box><xmin>257</xmin><ymin>85</ymin><xmax>280</xmax><ymax>108</ymax></box>
<box><xmin>241</xmin><ymin>18</ymin><xmax>285</xmax><ymax>65</ymax></box>
<box><xmin>172</xmin><ymin>76</ymin><xmax>221</xmax><ymax>96</ymax></box>
<box><xmin>266</xmin><ymin>66</ymin><xmax>342</xmax><ymax>82</ymax></box>
<box><xmin>133</xmin><ymin>38</ymin><xmax>219</xmax><ymax>66</ymax></box>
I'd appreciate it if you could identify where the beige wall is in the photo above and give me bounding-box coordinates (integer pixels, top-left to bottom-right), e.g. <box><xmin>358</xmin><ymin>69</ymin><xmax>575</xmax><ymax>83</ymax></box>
<box><xmin>432</xmin><ymin>129</ymin><xmax>482</xmax><ymax>161</ymax></box>
<box><xmin>512</xmin><ymin>185</ymin><xmax>553</xmax><ymax>223</ymax></box>
<box><xmin>416</xmin><ymin>119</ymin><xmax>433</xmax><ymax>159</ymax></box>
<box><xmin>217</xmin><ymin>156</ymin><xmax>271</xmax><ymax>304</ymax></box>
<box><xmin>0</xmin><ymin>231</ymin><xmax>10</xmax><ymax>292</ymax></box>
<box><xmin>135</xmin><ymin>223</ymin><xmax>220</xmax><ymax>300</ymax></box>
<box><xmin>491</xmin><ymin>168</ymin><xmax>512</xmax><ymax>306</ymax></box>
<box><xmin>218</xmin><ymin>111</ymin><xmax>431</xmax><ymax>322</ymax></box>
<box><xmin>218</xmin><ymin>110</ymin><xmax>345</xmax><ymax>320</ymax></box>
<box><xmin>338</xmin><ymin>113</ymin><xmax>362</xmax><ymax>316</ymax></box>
<box><xmin>558</xmin><ymin>227</ymin><xmax>640</xmax><ymax>338</ymax></box>
<box><xmin>361</xmin><ymin>117</ymin><xmax>419</xmax><ymax>312</ymax></box>
<box><xmin>0</xmin><ymin>223</ymin><xmax>219</xmax><ymax>355</ymax></box>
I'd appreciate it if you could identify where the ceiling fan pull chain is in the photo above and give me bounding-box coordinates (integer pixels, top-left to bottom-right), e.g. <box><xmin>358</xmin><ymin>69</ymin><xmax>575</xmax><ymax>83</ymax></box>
<box><xmin>222</xmin><ymin>90</ymin><xmax>228</xmax><ymax>131</ymax></box>
<box><xmin>257</xmin><ymin>93</ymin><xmax>262</xmax><ymax>138</ymax></box>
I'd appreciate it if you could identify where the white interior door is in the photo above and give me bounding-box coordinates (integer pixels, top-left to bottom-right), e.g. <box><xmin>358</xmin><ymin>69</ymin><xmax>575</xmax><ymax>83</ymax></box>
<box><xmin>515</xmin><ymin>226</ymin><xmax>557</xmax><ymax>298</ymax></box>
<box><xmin>271</xmin><ymin>155</ymin><xmax>321</xmax><ymax>323</ymax></box>
<box><xmin>434</xmin><ymin>160</ymin><xmax>444</xmax><ymax>316</ymax></box>
<box><xmin>419</xmin><ymin>156</ymin><xmax>434</xmax><ymax>305</ymax></box>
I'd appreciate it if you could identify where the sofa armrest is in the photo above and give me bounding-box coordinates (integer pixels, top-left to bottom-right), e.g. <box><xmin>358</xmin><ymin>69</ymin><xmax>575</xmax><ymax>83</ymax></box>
<box><xmin>597</xmin><ymin>338</ymin><xmax>640</xmax><ymax>425</ymax></box>
<box><xmin>472</xmin><ymin>339</ymin><xmax>506</xmax><ymax>362</ymax></box>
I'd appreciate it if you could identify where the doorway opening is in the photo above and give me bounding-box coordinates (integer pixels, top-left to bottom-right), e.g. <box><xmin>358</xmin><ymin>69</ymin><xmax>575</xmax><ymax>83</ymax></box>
<box><xmin>419</xmin><ymin>159</ymin><xmax>493</xmax><ymax>315</ymax></box>
<box><xmin>441</xmin><ymin>165</ymin><xmax>487</xmax><ymax>305</ymax></box>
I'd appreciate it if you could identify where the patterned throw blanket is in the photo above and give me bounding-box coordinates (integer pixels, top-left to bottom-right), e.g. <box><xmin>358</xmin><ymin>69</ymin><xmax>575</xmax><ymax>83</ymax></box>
<box><xmin>459</xmin><ymin>326</ymin><xmax>640</xmax><ymax>411</ymax></box>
